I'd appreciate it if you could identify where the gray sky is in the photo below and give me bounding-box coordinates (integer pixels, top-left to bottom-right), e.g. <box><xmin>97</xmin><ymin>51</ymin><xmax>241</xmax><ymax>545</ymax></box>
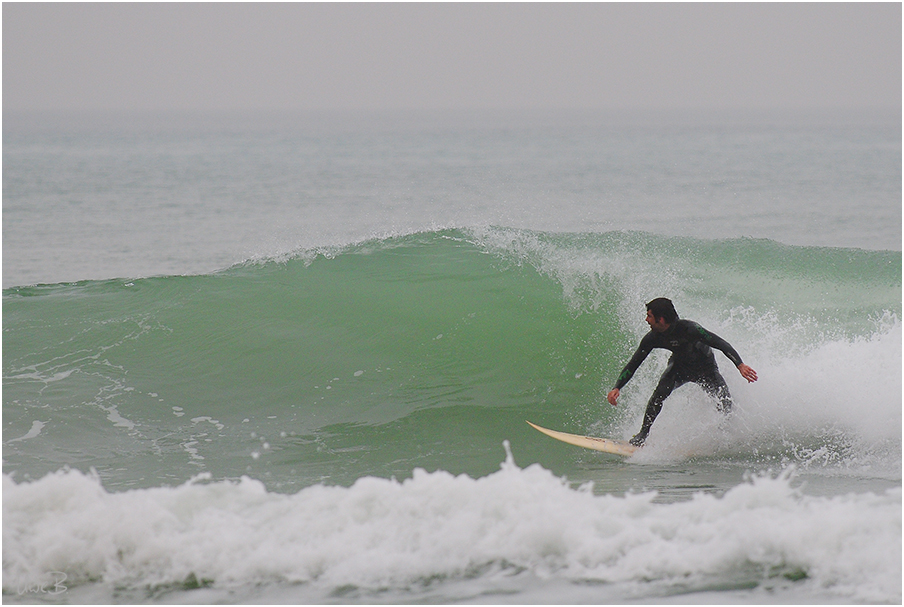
<box><xmin>3</xmin><ymin>3</ymin><xmax>901</xmax><ymax>112</ymax></box>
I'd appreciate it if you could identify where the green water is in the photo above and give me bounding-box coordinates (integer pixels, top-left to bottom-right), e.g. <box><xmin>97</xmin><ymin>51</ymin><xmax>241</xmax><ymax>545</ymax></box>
<box><xmin>3</xmin><ymin>228</ymin><xmax>901</xmax><ymax>493</ymax></box>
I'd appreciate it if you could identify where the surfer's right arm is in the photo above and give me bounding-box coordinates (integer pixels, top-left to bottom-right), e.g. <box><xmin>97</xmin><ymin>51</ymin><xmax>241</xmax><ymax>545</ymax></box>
<box><xmin>608</xmin><ymin>334</ymin><xmax>654</xmax><ymax>406</ymax></box>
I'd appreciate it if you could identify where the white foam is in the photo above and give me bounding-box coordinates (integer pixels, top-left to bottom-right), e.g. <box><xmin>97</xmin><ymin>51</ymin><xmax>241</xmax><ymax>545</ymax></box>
<box><xmin>7</xmin><ymin>421</ymin><xmax>46</xmax><ymax>443</ymax></box>
<box><xmin>3</xmin><ymin>447</ymin><xmax>899</xmax><ymax>603</ymax></box>
<box><xmin>609</xmin><ymin>309</ymin><xmax>901</xmax><ymax>474</ymax></box>
<box><xmin>750</xmin><ymin>314</ymin><xmax>901</xmax><ymax>439</ymax></box>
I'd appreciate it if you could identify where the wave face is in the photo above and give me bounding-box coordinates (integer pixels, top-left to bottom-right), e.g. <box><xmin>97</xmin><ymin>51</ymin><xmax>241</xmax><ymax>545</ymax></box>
<box><xmin>3</xmin><ymin>227</ymin><xmax>901</xmax><ymax>602</ymax></box>
<box><xmin>4</xmin><ymin>227</ymin><xmax>901</xmax><ymax>487</ymax></box>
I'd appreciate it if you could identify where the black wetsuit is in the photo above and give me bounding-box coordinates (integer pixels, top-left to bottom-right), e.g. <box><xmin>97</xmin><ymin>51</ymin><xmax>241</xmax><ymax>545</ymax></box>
<box><xmin>614</xmin><ymin>319</ymin><xmax>743</xmax><ymax>443</ymax></box>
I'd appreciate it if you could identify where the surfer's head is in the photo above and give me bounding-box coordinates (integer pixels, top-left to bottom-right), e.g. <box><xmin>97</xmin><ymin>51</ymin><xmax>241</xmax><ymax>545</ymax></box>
<box><xmin>646</xmin><ymin>298</ymin><xmax>678</xmax><ymax>331</ymax></box>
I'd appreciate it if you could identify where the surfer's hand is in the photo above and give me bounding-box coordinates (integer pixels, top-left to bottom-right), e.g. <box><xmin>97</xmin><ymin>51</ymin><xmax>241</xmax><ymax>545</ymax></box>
<box><xmin>738</xmin><ymin>363</ymin><xmax>758</xmax><ymax>383</ymax></box>
<box><xmin>607</xmin><ymin>388</ymin><xmax>619</xmax><ymax>406</ymax></box>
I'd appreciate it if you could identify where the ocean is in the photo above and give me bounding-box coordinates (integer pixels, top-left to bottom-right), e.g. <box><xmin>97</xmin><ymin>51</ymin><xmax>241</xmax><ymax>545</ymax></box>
<box><xmin>3</xmin><ymin>109</ymin><xmax>901</xmax><ymax>604</ymax></box>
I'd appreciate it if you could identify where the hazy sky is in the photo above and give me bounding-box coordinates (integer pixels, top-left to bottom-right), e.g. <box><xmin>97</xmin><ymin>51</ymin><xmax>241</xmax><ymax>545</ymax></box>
<box><xmin>3</xmin><ymin>3</ymin><xmax>901</xmax><ymax>112</ymax></box>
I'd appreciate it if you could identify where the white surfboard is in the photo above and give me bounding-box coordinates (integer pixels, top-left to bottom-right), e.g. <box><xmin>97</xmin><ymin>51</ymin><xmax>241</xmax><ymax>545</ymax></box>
<box><xmin>527</xmin><ymin>421</ymin><xmax>638</xmax><ymax>456</ymax></box>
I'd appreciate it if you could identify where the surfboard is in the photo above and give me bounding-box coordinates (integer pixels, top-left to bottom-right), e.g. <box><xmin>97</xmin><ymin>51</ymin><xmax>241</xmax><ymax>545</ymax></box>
<box><xmin>526</xmin><ymin>421</ymin><xmax>638</xmax><ymax>456</ymax></box>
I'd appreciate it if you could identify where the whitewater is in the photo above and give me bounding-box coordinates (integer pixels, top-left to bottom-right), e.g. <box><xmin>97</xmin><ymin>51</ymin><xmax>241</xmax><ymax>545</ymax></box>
<box><xmin>3</xmin><ymin>109</ymin><xmax>901</xmax><ymax>604</ymax></box>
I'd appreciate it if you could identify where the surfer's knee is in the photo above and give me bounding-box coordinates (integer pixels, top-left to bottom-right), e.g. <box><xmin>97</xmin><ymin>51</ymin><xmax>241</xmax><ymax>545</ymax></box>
<box><xmin>701</xmin><ymin>376</ymin><xmax>732</xmax><ymax>414</ymax></box>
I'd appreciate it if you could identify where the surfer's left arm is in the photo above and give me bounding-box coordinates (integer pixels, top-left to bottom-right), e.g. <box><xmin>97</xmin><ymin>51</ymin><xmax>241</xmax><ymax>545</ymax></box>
<box><xmin>693</xmin><ymin>322</ymin><xmax>758</xmax><ymax>383</ymax></box>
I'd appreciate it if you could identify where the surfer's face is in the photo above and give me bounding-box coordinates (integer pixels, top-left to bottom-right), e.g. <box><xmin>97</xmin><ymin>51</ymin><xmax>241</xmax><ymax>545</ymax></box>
<box><xmin>646</xmin><ymin>309</ymin><xmax>670</xmax><ymax>332</ymax></box>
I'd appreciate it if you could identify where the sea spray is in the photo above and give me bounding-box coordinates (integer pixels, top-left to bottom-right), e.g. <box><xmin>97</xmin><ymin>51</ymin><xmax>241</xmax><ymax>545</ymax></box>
<box><xmin>3</xmin><ymin>447</ymin><xmax>900</xmax><ymax>603</ymax></box>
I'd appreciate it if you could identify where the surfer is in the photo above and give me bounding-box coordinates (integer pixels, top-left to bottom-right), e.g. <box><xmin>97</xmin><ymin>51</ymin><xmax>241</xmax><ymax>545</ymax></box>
<box><xmin>607</xmin><ymin>298</ymin><xmax>757</xmax><ymax>446</ymax></box>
